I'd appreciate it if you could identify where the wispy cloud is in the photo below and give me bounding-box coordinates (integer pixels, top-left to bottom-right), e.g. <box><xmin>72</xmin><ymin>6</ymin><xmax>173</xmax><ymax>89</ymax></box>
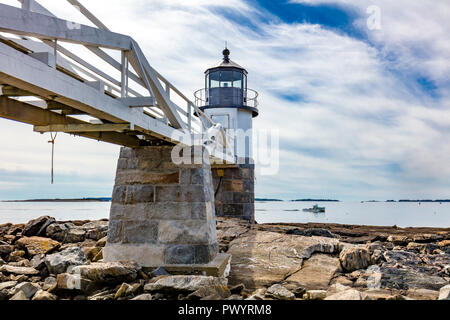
<box><xmin>0</xmin><ymin>0</ymin><xmax>449</xmax><ymax>201</ymax></box>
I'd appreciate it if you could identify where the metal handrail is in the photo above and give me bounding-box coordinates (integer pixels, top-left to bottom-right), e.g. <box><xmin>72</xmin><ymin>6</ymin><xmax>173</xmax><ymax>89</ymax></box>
<box><xmin>194</xmin><ymin>88</ymin><xmax>259</xmax><ymax>109</ymax></box>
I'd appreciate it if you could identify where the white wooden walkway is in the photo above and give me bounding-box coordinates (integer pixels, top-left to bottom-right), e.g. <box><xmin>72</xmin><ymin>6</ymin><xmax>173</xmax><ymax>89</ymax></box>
<box><xmin>0</xmin><ymin>0</ymin><xmax>235</xmax><ymax>164</ymax></box>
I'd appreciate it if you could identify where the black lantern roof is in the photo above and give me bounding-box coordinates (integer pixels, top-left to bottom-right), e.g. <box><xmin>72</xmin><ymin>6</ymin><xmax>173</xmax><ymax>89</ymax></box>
<box><xmin>205</xmin><ymin>48</ymin><xmax>247</xmax><ymax>74</ymax></box>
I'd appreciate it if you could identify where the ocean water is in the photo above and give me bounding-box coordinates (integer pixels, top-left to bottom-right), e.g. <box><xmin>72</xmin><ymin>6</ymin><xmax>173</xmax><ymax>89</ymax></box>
<box><xmin>0</xmin><ymin>201</ymin><xmax>449</xmax><ymax>228</ymax></box>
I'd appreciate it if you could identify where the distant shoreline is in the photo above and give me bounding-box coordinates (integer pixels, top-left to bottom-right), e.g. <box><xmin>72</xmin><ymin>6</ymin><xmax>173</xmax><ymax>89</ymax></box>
<box><xmin>1</xmin><ymin>197</ymin><xmax>112</xmax><ymax>203</ymax></box>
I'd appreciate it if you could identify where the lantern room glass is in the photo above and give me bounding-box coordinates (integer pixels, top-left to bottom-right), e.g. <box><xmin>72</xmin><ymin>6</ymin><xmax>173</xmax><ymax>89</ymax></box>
<box><xmin>207</xmin><ymin>70</ymin><xmax>246</xmax><ymax>90</ymax></box>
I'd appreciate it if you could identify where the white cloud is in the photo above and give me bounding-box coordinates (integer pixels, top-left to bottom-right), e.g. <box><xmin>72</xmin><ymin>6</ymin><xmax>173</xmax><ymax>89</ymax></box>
<box><xmin>0</xmin><ymin>0</ymin><xmax>449</xmax><ymax>200</ymax></box>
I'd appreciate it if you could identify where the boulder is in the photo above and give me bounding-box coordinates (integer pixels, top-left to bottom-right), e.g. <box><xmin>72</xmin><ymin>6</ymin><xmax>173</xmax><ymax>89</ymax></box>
<box><xmin>83</xmin><ymin>246</ymin><xmax>102</xmax><ymax>261</ymax></box>
<box><xmin>43</xmin><ymin>276</ymin><xmax>57</xmax><ymax>292</ymax></box>
<box><xmin>114</xmin><ymin>282</ymin><xmax>141</xmax><ymax>299</ymax></box>
<box><xmin>326</xmin><ymin>283</ymin><xmax>352</xmax><ymax>296</ymax></box>
<box><xmin>265</xmin><ymin>284</ymin><xmax>295</xmax><ymax>300</ymax></box>
<box><xmin>0</xmin><ymin>244</ymin><xmax>13</xmax><ymax>257</ymax></box>
<box><xmin>16</xmin><ymin>236</ymin><xmax>60</xmax><ymax>256</ymax></box>
<box><xmin>70</xmin><ymin>261</ymin><xmax>139</xmax><ymax>284</ymax></box>
<box><xmin>64</xmin><ymin>228</ymin><xmax>86</xmax><ymax>243</ymax></box>
<box><xmin>324</xmin><ymin>289</ymin><xmax>362</xmax><ymax>300</ymax></box>
<box><xmin>362</xmin><ymin>289</ymin><xmax>398</xmax><ymax>300</ymax></box>
<box><xmin>46</xmin><ymin>223</ymin><xmax>68</xmax><ymax>242</ymax></box>
<box><xmin>81</xmin><ymin>221</ymin><xmax>109</xmax><ymax>240</ymax></box>
<box><xmin>131</xmin><ymin>293</ymin><xmax>153</xmax><ymax>300</ymax></box>
<box><xmin>9</xmin><ymin>290</ymin><xmax>28</xmax><ymax>300</ymax></box>
<box><xmin>405</xmin><ymin>288</ymin><xmax>439</xmax><ymax>300</ymax></box>
<box><xmin>0</xmin><ymin>265</ymin><xmax>39</xmax><ymax>276</ymax></box>
<box><xmin>245</xmin><ymin>288</ymin><xmax>266</xmax><ymax>300</ymax></box>
<box><xmin>8</xmin><ymin>250</ymin><xmax>26</xmax><ymax>262</ymax></box>
<box><xmin>44</xmin><ymin>247</ymin><xmax>87</xmax><ymax>274</ymax></box>
<box><xmin>95</xmin><ymin>236</ymin><xmax>107</xmax><ymax>248</ymax></box>
<box><xmin>286</xmin><ymin>228</ymin><xmax>337</xmax><ymax>238</ymax></box>
<box><xmin>406</xmin><ymin>242</ymin><xmax>426</xmax><ymax>252</ymax></box>
<box><xmin>285</xmin><ymin>254</ymin><xmax>340</xmax><ymax>290</ymax></box>
<box><xmin>437</xmin><ymin>240</ymin><xmax>450</xmax><ymax>248</ymax></box>
<box><xmin>23</xmin><ymin>216</ymin><xmax>55</xmax><ymax>237</ymax></box>
<box><xmin>378</xmin><ymin>266</ymin><xmax>447</xmax><ymax>291</ymax></box>
<box><xmin>186</xmin><ymin>285</ymin><xmax>231</xmax><ymax>300</ymax></box>
<box><xmin>0</xmin><ymin>256</ymin><xmax>5</xmax><ymax>266</ymax></box>
<box><xmin>56</xmin><ymin>273</ymin><xmax>94</xmax><ymax>293</ymax></box>
<box><xmin>387</xmin><ymin>235</ymin><xmax>409</xmax><ymax>246</ymax></box>
<box><xmin>0</xmin><ymin>281</ymin><xmax>17</xmax><ymax>291</ymax></box>
<box><xmin>303</xmin><ymin>290</ymin><xmax>326</xmax><ymax>300</ymax></box>
<box><xmin>339</xmin><ymin>247</ymin><xmax>371</xmax><ymax>272</ymax></box>
<box><xmin>31</xmin><ymin>289</ymin><xmax>57</xmax><ymax>300</ymax></box>
<box><xmin>144</xmin><ymin>275</ymin><xmax>227</xmax><ymax>294</ymax></box>
<box><xmin>227</xmin><ymin>230</ymin><xmax>339</xmax><ymax>289</ymax></box>
<box><xmin>438</xmin><ymin>284</ymin><xmax>450</xmax><ymax>300</ymax></box>
<box><xmin>150</xmin><ymin>267</ymin><xmax>170</xmax><ymax>278</ymax></box>
<box><xmin>11</xmin><ymin>282</ymin><xmax>40</xmax><ymax>299</ymax></box>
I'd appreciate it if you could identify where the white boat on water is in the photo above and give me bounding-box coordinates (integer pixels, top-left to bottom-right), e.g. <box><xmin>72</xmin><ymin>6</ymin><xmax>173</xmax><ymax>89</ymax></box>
<box><xmin>302</xmin><ymin>204</ymin><xmax>326</xmax><ymax>213</ymax></box>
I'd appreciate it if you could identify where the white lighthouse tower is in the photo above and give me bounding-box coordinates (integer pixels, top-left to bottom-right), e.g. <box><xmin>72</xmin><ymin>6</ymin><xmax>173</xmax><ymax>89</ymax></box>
<box><xmin>195</xmin><ymin>48</ymin><xmax>258</xmax><ymax>222</ymax></box>
<box><xmin>195</xmin><ymin>48</ymin><xmax>258</xmax><ymax>163</ymax></box>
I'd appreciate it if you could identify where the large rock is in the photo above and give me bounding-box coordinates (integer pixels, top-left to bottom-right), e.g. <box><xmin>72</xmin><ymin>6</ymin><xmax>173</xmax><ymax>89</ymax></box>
<box><xmin>44</xmin><ymin>247</ymin><xmax>87</xmax><ymax>274</ymax></box>
<box><xmin>31</xmin><ymin>289</ymin><xmax>57</xmax><ymax>300</ymax></box>
<box><xmin>227</xmin><ymin>230</ymin><xmax>339</xmax><ymax>289</ymax></box>
<box><xmin>56</xmin><ymin>273</ymin><xmax>95</xmax><ymax>293</ymax></box>
<box><xmin>23</xmin><ymin>216</ymin><xmax>55</xmax><ymax>237</ymax></box>
<box><xmin>46</xmin><ymin>223</ymin><xmax>68</xmax><ymax>242</ymax></box>
<box><xmin>64</xmin><ymin>228</ymin><xmax>86</xmax><ymax>243</ymax></box>
<box><xmin>378</xmin><ymin>266</ymin><xmax>447</xmax><ymax>291</ymax></box>
<box><xmin>0</xmin><ymin>244</ymin><xmax>13</xmax><ymax>257</ymax></box>
<box><xmin>405</xmin><ymin>288</ymin><xmax>439</xmax><ymax>300</ymax></box>
<box><xmin>265</xmin><ymin>284</ymin><xmax>295</xmax><ymax>300</ymax></box>
<box><xmin>69</xmin><ymin>261</ymin><xmax>139</xmax><ymax>284</ymax></box>
<box><xmin>81</xmin><ymin>221</ymin><xmax>109</xmax><ymax>241</ymax></box>
<box><xmin>303</xmin><ymin>290</ymin><xmax>326</xmax><ymax>300</ymax></box>
<box><xmin>16</xmin><ymin>236</ymin><xmax>60</xmax><ymax>256</ymax></box>
<box><xmin>0</xmin><ymin>281</ymin><xmax>17</xmax><ymax>291</ymax></box>
<box><xmin>285</xmin><ymin>254</ymin><xmax>340</xmax><ymax>290</ymax></box>
<box><xmin>9</xmin><ymin>290</ymin><xmax>28</xmax><ymax>300</ymax></box>
<box><xmin>144</xmin><ymin>275</ymin><xmax>227</xmax><ymax>294</ymax></box>
<box><xmin>339</xmin><ymin>246</ymin><xmax>371</xmax><ymax>272</ymax></box>
<box><xmin>0</xmin><ymin>265</ymin><xmax>39</xmax><ymax>276</ymax></box>
<box><xmin>186</xmin><ymin>285</ymin><xmax>231</xmax><ymax>300</ymax></box>
<box><xmin>438</xmin><ymin>284</ymin><xmax>450</xmax><ymax>300</ymax></box>
<box><xmin>11</xmin><ymin>282</ymin><xmax>40</xmax><ymax>299</ymax></box>
<box><xmin>325</xmin><ymin>289</ymin><xmax>362</xmax><ymax>300</ymax></box>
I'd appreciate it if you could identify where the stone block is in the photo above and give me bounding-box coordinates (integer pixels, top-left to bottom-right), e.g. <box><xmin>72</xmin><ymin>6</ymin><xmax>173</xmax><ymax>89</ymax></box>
<box><xmin>223</xmin><ymin>204</ymin><xmax>244</xmax><ymax>216</ymax></box>
<box><xmin>103</xmin><ymin>244</ymin><xmax>165</xmax><ymax>266</ymax></box>
<box><xmin>122</xmin><ymin>220</ymin><xmax>158</xmax><ymax>244</ymax></box>
<box><xmin>165</xmin><ymin>245</ymin><xmax>195</xmax><ymax>264</ymax></box>
<box><xmin>106</xmin><ymin>220</ymin><xmax>122</xmax><ymax>244</ymax></box>
<box><xmin>191</xmin><ymin>202</ymin><xmax>213</xmax><ymax>220</ymax></box>
<box><xmin>158</xmin><ymin>220</ymin><xmax>215</xmax><ymax>245</ymax></box>
<box><xmin>195</xmin><ymin>243</ymin><xmax>218</xmax><ymax>264</ymax></box>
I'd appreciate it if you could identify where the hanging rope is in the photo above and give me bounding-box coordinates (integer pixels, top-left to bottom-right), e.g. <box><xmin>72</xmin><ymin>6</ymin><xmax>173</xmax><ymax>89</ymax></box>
<box><xmin>48</xmin><ymin>132</ymin><xmax>57</xmax><ymax>184</ymax></box>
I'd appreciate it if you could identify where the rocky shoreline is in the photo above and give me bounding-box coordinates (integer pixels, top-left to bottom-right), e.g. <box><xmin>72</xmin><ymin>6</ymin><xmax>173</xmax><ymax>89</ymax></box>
<box><xmin>0</xmin><ymin>216</ymin><xmax>449</xmax><ymax>300</ymax></box>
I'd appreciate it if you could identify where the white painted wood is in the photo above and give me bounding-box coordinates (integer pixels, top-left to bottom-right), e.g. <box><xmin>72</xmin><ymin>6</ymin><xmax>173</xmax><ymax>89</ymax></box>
<box><xmin>0</xmin><ymin>4</ymin><xmax>132</xmax><ymax>50</ymax></box>
<box><xmin>0</xmin><ymin>42</ymin><xmax>183</xmax><ymax>143</ymax></box>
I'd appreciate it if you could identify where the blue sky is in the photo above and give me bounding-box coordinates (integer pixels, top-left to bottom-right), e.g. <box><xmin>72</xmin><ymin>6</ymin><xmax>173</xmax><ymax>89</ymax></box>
<box><xmin>0</xmin><ymin>0</ymin><xmax>449</xmax><ymax>201</ymax></box>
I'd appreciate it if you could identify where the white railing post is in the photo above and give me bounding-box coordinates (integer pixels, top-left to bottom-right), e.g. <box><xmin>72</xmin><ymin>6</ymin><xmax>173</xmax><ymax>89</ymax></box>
<box><xmin>121</xmin><ymin>50</ymin><xmax>128</xmax><ymax>98</ymax></box>
<box><xmin>187</xmin><ymin>102</ymin><xmax>192</xmax><ymax>132</ymax></box>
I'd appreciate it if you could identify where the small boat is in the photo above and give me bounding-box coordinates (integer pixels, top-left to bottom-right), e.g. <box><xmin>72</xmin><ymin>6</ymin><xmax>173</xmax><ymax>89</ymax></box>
<box><xmin>302</xmin><ymin>204</ymin><xmax>325</xmax><ymax>213</ymax></box>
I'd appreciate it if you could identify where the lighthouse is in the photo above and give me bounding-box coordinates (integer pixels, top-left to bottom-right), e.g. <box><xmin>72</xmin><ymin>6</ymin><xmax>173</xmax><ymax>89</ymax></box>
<box><xmin>195</xmin><ymin>47</ymin><xmax>258</xmax><ymax>163</ymax></box>
<box><xmin>195</xmin><ymin>48</ymin><xmax>258</xmax><ymax>222</ymax></box>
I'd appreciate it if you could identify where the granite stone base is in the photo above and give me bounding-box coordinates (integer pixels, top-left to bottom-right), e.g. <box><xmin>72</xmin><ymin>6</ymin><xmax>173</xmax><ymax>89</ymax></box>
<box><xmin>213</xmin><ymin>160</ymin><xmax>255</xmax><ymax>223</ymax></box>
<box><xmin>104</xmin><ymin>146</ymin><xmax>218</xmax><ymax>266</ymax></box>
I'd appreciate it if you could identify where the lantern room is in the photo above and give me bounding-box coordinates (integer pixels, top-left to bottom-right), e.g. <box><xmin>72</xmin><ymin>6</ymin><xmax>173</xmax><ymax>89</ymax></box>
<box><xmin>195</xmin><ymin>48</ymin><xmax>258</xmax><ymax>118</ymax></box>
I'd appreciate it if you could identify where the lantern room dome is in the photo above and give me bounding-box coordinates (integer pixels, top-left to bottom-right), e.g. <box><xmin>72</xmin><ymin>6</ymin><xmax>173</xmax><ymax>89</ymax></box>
<box><xmin>205</xmin><ymin>48</ymin><xmax>247</xmax><ymax>74</ymax></box>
